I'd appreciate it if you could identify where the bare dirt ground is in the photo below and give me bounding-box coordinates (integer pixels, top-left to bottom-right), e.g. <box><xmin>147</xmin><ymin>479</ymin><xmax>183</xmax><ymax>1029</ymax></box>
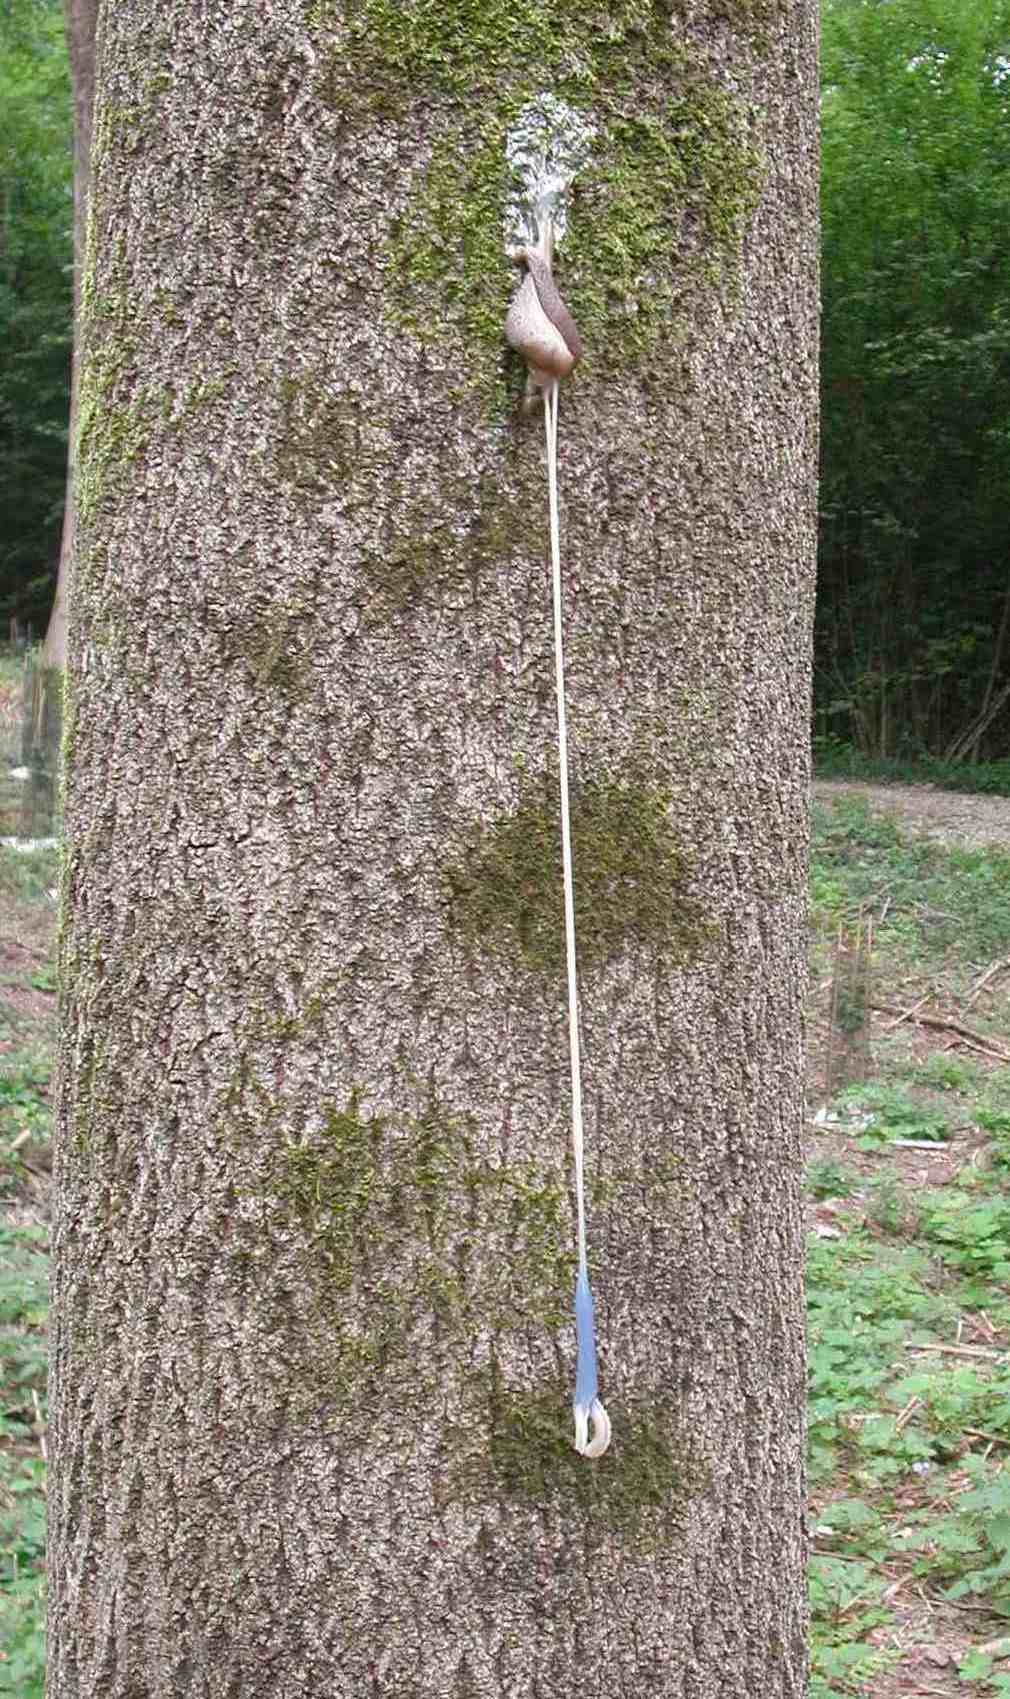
<box><xmin>815</xmin><ymin>778</ymin><xmax>1010</xmax><ymax>850</ymax></box>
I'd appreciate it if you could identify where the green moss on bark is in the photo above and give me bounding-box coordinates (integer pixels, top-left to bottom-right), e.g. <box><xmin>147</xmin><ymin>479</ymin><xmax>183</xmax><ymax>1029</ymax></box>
<box><xmin>312</xmin><ymin>0</ymin><xmax>766</xmax><ymax>404</ymax></box>
<box><xmin>75</xmin><ymin>250</ymin><xmax>149</xmax><ymax>526</ymax></box>
<box><xmin>486</xmin><ymin>1383</ymin><xmax>707</xmax><ymax>1536</ymax></box>
<box><xmin>274</xmin><ymin>379</ymin><xmax>365</xmax><ymax>491</ymax></box>
<box><xmin>273</xmin><ymin>370</ymin><xmax>527</xmax><ymax>604</ymax></box>
<box><xmin>445</xmin><ymin>773</ymin><xmax>708</xmax><ymax>973</ymax></box>
<box><xmin>278</xmin><ymin>1095</ymin><xmax>385</xmax><ymax>1290</ymax></box>
<box><xmin>275</xmin><ymin>1093</ymin><xmax>576</xmax><ymax>1377</ymax></box>
<box><xmin>75</xmin><ymin>374</ymin><xmax>150</xmax><ymax>527</ymax></box>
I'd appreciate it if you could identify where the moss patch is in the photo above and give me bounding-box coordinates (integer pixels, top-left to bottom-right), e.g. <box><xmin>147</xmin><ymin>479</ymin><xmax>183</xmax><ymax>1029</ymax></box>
<box><xmin>75</xmin><ymin>238</ymin><xmax>155</xmax><ymax>529</ymax></box>
<box><xmin>358</xmin><ymin>470</ymin><xmax>528</xmax><ymax>615</ymax></box>
<box><xmin>216</xmin><ymin>604</ymin><xmax>314</xmax><ymax>699</ymax></box>
<box><xmin>313</xmin><ymin>0</ymin><xmax>767</xmax><ymax>405</ymax></box>
<box><xmin>314</xmin><ymin>0</ymin><xmax>773</xmax><ymax>114</ymax></box>
<box><xmin>273</xmin><ymin>370</ymin><xmax>528</xmax><ymax>605</ymax></box>
<box><xmin>274</xmin><ymin>378</ymin><xmax>366</xmax><ymax>492</ymax></box>
<box><xmin>486</xmin><ymin>1382</ymin><xmax>705</xmax><ymax>1536</ymax></box>
<box><xmin>263</xmin><ymin>1096</ymin><xmax>700</xmax><ymax>1511</ymax></box>
<box><xmin>278</xmin><ymin>1094</ymin><xmax>386</xmax><ymax>1290</ymax></box>
<box><xmin>389</xmin><ymin>87</ymin><xmax>764</xmax><ymax>407</ymax></box>
<box><xmin>76</xmin><ymin>357</ymin><xmax>151</xmax><ymax>529</ymax></box>
<box><xmin>385</xmin><ymin>129</ymin><xmax>516</xmax><ymax>413</ymax></box>
<box><xmin>445</xmin><ymin>773</ymin><xmax>708</xmax><ymax>973</ymax></box>
<box><xmin>274</xmin><ymin>1093</ymin><xmax>577</xmax><ymax>1390</ymax></box>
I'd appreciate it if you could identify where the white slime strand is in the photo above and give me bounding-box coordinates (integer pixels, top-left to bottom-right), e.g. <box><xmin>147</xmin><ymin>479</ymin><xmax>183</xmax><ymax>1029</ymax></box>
<box><xmin>545</xmin><ymin>382</ymin><xmax>584</xmax><ymax>1268</ymax></box>
<box><xmin>545</xmin><ymin>379</ymin><xmax>611</xmax><ymax>1460</ymax></box>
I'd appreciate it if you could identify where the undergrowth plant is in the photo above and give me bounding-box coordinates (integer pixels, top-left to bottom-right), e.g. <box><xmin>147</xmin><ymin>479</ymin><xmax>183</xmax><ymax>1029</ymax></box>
<box><xmin>811</xmin><ymin>796</ymin><xmax>1010</xmax><ymax>965</ymax></box>
<box><xmin>831</xmin><ymin>1081</ymin><xmax>950</xmax><ymax>1147</ymax></box>
<box><xmin>808</xmin><ymin>798</ymin><xmax>1010</xmax><ymax>1696</ymax></box>
<box><xmin>0</xmin><ymin>1223</ymin><xmax>47</xmax><ymax>1699</ymax></box>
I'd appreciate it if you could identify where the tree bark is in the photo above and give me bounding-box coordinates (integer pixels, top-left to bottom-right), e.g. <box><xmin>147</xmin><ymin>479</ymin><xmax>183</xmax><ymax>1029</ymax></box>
<box><xmin>49</xmin><ymin>1</ymin><xmax>819</xmax><ymax>1695</ymax></box>
<box><xmin>40</xmin><ymin>0</ymin><xmax>98</xmax><ymax>671</ymax></box>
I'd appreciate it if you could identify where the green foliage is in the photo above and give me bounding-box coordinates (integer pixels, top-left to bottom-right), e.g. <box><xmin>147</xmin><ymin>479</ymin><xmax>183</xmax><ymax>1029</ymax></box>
<box><xmin>0</xmin><ymin>1052</ymin><xmax>51</xmax><ymax>1199</ymax></box>
<box><xmin>0</xmin><ymin>1225</ymin><xmax>47</xmax><ymax>1420</ymax></box>
<box><xmin>809</xmin><ymin>1500</ymin><xmax>898</xmax><ymax>1694</ymax></box>
<box><xmin>809</xmin><ymin>1550</ymin><xmax>894</xmax><ymax>1697</ymax></box>
<box><xmin>806</xmin><ymin>1232</ymin><xmax>952</xmax><ymax>1480</ymax></box>
<box><xmin>0</xmin><ymin>1545</ymin><xmax>44</xmax><ymax>1699</ymax></box>
<box><xmin>814</xmin><ymin>745</ymin><xmax>1010</xmax><ymax>798</ymax></box>
<box><xmin>0</xmin><ymin>0</ymin><xmax>71</xmax><ymax>632</ymax></box>
<box><xmin>0</xmin><ymin>1223</ymin><xmax>47</xmax><ymax>1699</ymax></box>
<box><xmin>911</xmin><ymin>1053</ymin><xmax>979</xmax><ymax>1093</ymax></box>
<box><xmin>960</xmin><ymin>1648</ymin><xmax>1010</xmax><ymax>1697</ymax></box>
<box><xmin>912</xmin><ymin>1456</ymin><xmax>1010</xmax><ymax>1615</ymax></box>
<box><xmin>863</xmin><ymin>1175</ymin><xmax>917</xmax><ymax>1238</ymax></box>
<box><xmin>0</xmin><ymin>844</ymin><xmax>59</xmax><ymax>907</ymax></box>
<box><xmin>806</xmin><ymin>1185</ymin><xmax>1010</xmax><ymax>1691</ymax></box>
<box><xmin>834</xmin><ymin>1081</ymin><xmax>950</xmax><ymax>1147</ymax></box>
<box><xmin>918</xmin><ymin>1194</ymin><xmax>1010</xmax><ymax>1293</ymax></box>
<box><xmin>978</xmin><ymin>1106</ymin><xmax>1010</xmax><ymax>1170</ymax></box>
<box><xmin>813</xmin><ymin>793</ymin><xmax>904</xmax><ymax>858</ymax></box>
<box><xmin>811</xmin><ymin>797</ymin><xmax>1010</xmax><ymax>962</ymax></box>
<box><xmin>807</xmin><ymin>1158</ymin><xmax>858</xmax><ymax>1200</ymax></box>
<box><xmin>890</xmin><ymin>1363</ymin><xmax>1010</xmax><ymax>1449</ymax></box>
<box><xmin>818</xmin><ymin>0</ymin><xmax>1010</xmax><ymax>760</ymax></box>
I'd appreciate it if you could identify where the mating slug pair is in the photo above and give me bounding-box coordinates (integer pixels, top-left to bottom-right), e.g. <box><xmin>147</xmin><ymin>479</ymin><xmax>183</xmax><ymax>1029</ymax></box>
<box><xmin>504</xmin><ymin>225</ymin><xmax>582</xmax><ymax>405</ymax></box>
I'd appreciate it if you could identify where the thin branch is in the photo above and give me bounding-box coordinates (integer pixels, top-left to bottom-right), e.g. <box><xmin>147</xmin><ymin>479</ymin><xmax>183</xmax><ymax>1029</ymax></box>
<box><xmin>904</xmin><ymin>1343</ymin><xmax>1007</xmax><ymax>1361</ymax></box>
<box><xmin>872</xmin><ymin>1004</ymin><xmax>1010</xmax><ymax>1062</ymax></box>
<box><xmin>965</xmin><ymin>1428</ymin><xmax>1010</xmax><ymax>1450</ymax></box>
<box><xmin>967</xmin><ymin>957</ymin><xmax>1010</xmax><ymax>1008</ymax></box>
<box><xmin>883</xmin><ymin>990</ymin><xmax>931</xmax><ymax>1030</ymax></box>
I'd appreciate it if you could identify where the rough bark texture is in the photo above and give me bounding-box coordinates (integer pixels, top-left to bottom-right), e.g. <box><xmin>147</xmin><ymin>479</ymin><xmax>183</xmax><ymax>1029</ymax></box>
<box><xmin>41</xmin><ymin>0</ymin><xmax>99</xmax><ymax>671</ymax></box>
<box><xmin>50</xmin><ymin>0</ymin><xmax>818</xmax><ymax>1694</ymax></box>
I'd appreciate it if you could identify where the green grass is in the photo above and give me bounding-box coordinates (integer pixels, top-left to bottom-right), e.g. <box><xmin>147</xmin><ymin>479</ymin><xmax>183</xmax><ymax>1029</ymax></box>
<box><xmin>807</xmin><ymin>1157</ymin><xmax>859</xmax><ymax>1200</ymax></box>
<box><xmin>808</xmin><ymin>1209</ymin><xmax>1010</xmax><ymax>1694</ymax></box>
<box><xmin>830</xmin><ymin>1080</ymin><xmax>951</xmax><ymax>1147</ymax></box>
<box><xmin>0</xmin><ymin>1224</ymin><xmax>46</xmax><ymax>1699</ymax></box>
<box><xmin>812</xmin><ymin>793</ymin><xmax>1010</xmax><ymax>965</ymax></box>
<box><xmin>0</xmin><ymin>835</ymin><xmax>52</xmax><ymax>1697</ymax></box>
<box><xmin>0</xmin><ymin>1053</ymin><xmax>51</xmax><ymax>1181</ymax></box>
<box><xmin>0</xmin><ymin>846</ymin><xmax>58</xmax><ymax>908</ymax></box>
<box><xmin>809</xmin><ymin>796</ymin><xmax>1010</xmax><ymax>1695</ymax></box>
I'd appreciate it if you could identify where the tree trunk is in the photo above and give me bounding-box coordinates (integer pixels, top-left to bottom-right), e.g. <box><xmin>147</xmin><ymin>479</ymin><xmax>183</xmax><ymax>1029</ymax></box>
<box><xmin>40</xmin><ymin>0</ymin><xmax>98</xmax><ymax>671</ymax></box>
<box><xmin>49</xmin><ymin>2</ymin><xmax>819</xmax><ymax>1695</ymax></box>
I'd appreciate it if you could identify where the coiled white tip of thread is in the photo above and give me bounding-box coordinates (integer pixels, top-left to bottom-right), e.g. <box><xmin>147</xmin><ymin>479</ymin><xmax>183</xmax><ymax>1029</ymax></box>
<box><xmin>574</xmin><ymin>1397</ymin><xmax>612</xmax><ymax>1459</ymax></box>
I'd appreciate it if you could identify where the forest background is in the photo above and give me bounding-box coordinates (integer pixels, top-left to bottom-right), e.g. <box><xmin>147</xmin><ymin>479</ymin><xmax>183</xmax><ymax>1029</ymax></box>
<box><xmin>6</xmin><ymin>0</ymin><xmax>1010</xmax><ymax>779</ymax></box>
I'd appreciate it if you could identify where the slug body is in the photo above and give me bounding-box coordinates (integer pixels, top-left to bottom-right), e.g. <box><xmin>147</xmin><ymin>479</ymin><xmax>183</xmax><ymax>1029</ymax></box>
<box><xmin>505</xmin><ymin>229</ymin><xmax>582</xmax><ymax>403</ymax></box>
